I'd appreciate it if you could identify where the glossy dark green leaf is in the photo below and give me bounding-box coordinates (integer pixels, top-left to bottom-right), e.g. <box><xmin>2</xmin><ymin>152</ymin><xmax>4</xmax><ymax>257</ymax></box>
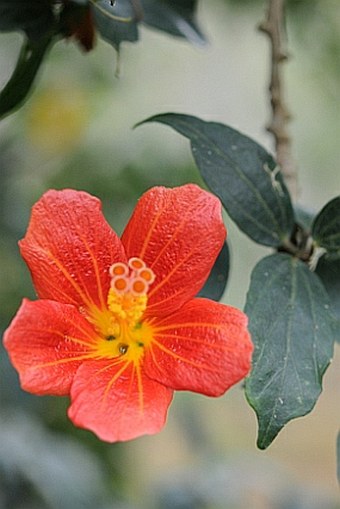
<box><xmin>312</xmin><ymin>196</ymin><xmax>340</xmax><ymax>256</ymax></box>
<box><xmin>0</xmin><ymin>35</ymin><xmax>55</xmax><ymax>120</ymax></box>
<box><xmin>92</xmin><ymin>0</ymin><xmax>138</xmax><ymax>50</ymax></box>
<box><xmin>198</xmin><ymin>242</ymin><xmax>229</xmax><ymax>301</ymax></box>
<box><xmin>245</xmin><ymin>253</ymin><xmax>334</xmax><ymax>449</ymax></box>
<box><xmin>315</xmin><ymin>255</ymin><xmax>340</xmax><ymax>342</ymax></box>
<box><xmin>141</xmin><ymin>0</ymin><xmax>204</xmax><ymax>45</ymax></box>
<box><xmin>138</xmin><ymin>113</ymin><xmax>294</xmax><ymax>247</ymax></box>
<box><xmin>0</xmin><ymin>0</ymin><xmax>54</xmax><ymax>40</ymax></box>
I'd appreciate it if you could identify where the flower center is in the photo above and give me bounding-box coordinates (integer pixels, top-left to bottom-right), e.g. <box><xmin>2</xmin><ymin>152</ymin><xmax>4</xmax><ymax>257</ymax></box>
<box><xmin>108</xmin><ymin>257</ymin><xmax>155</xmax><ymax>326</ymax></box>
<box><xmin>92</xmin><ymin>257</ymin><xmax>155</xmax><ymax>363</ymax></box>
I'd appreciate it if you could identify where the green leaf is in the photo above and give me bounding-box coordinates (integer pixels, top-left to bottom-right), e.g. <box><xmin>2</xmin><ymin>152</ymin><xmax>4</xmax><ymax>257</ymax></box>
<box><xmin>0</xmin><ymin>35</ymin><xmax>55</xmax><ymax>120</ymax></box>
<box><xmin>315</xmin><ymin>255</ymin><xmax>340</xmax><ymax>342</ymax></box>
<box><xmin>138</xmin><ymin>113</ymin><xmax>294</xmax><ymax>247</ymax></box>
<box><xmin>198</xmin><ymin>242</ymin><xmax>229</xmax><ymax>301</ymax></box>
<box><xmin>245</xmin><ymin>253</ymin><xmax>334</xmax><ymax>449</ymax></box>
<box><xmin>141</xmin><ymin>0</ymin><xmax>204</xmax><ymax>45</ymax></box>
<box><xmin>92</xmin><ymin>0</ymin><xmax>138</xmax><ymax>50</ymax></box>
<box><xmin>0</xmin><ymin>0</ymin><xmax>55</xmax><ymax>41</ymax></box>
<box><xmin>312</xmin><ymin>196</ymin><xmax>340</xmax><ymax>257</ymax></box>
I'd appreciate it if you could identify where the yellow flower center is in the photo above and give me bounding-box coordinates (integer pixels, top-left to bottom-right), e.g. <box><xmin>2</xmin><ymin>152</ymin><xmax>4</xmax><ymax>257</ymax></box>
<box><xmin>90</xmin><ymin>257</ymin><xmax>155</xmax><ymax>365</ymax></box>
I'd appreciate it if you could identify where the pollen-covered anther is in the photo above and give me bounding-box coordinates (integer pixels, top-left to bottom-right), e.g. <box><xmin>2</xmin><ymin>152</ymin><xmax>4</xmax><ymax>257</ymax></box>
<box><xmin>131</xmin><ymin>278</ymin><xmax>147</xmax><ymax>296</ymax></box>
<box><xmin>107</xmin><ymin>258</ymin><xmax>156</xmax><ymax>325</ymax></box>
<box><xmin>109</xmin><ymin>257</ymin><xmax>155</xmax><ymax>297</ymax></box>
<box><xmin>109</xmin><ymin>262</ymin><xmax>129</xmax><ymax>277</ymax></box>
<box><xmin>128</xmin><ymin>257</ymin><xmax>145</xmax><ymax>271</ymax></box>
<box><xmin>139</xmin><ymin>267</ymin><xmax>155</xmax><ymax>284</ymax></box>
<box><xmin>111</xmin><ymin>275</ymin><xmax>129</xmax><ymax>294</ymax></box>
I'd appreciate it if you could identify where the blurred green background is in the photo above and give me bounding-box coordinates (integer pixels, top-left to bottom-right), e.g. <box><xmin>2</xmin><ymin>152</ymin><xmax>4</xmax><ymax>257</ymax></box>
<box><xmin>0</xmin><ymin>1</ymin><xmax>339</xmax><ymax>508</ymax></box>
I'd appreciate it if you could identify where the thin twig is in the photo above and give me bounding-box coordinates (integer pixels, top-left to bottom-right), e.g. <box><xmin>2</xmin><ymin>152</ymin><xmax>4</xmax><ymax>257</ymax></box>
<box><xmin>260</xmin><ymin>0</ymin><xmax>298</xmax><ymax>201</ymax></box>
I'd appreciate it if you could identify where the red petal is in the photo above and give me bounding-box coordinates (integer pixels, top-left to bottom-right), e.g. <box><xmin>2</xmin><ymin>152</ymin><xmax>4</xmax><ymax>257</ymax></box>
<box><xmin>121</xmin><ymin>184</ymin><xmax>226</xmax><ymax>317</ymax></box>
<box><xmin>3</xmin><ymin>299</ymin><xmax>97</xmax><ymax>396</ymax></box>
<box><xmin>68</xmin><ymin>360</ymin><xmax>173</xmax><ymax>442</ymax></box>
<box><xmin>20</xmin><ymin>190</ymin><xmax>126</xmax><ymax>310</ymax></box>
<box><xmin>144</xmin><ymin>298</ymin><xmax>253</xmax><ymax>396</ymax></box>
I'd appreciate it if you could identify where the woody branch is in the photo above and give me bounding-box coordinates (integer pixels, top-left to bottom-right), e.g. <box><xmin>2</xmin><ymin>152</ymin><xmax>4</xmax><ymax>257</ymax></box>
<box><xmin>260</xmin><ymin>0</ymin><xmax>299</xmax><ymax>201</ymax></box>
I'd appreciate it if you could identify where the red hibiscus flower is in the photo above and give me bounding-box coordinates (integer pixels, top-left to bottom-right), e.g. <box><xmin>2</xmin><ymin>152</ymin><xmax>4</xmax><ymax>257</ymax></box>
<box><xmin>3</xmin><ymin>185</ymin><xmax>253</xmax><ymax>442</ymax></box>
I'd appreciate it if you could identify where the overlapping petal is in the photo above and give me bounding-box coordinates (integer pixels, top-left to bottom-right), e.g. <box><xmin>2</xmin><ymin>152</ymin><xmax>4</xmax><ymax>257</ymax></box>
<box><xmin>68</xmin><ymin>360</ymin><xmax>173</xmax><ymax>442</ymax></box>
<box><xmin>121</xmin><ymin>184</ymin><xmax>226</xmax><ymax>317</ymax></box>
<box><xmin>20</xmin><ymin>189</ymin><xmax>126</xmax><ymax>310</ymax></box>
<box><xmin>3</xmin><ymin>299</ymin><xmax>97</xmax><ymax>395</ymax></box>
<box><xmin>144</xmin><ymin>298</ymin><xmax>253</xmax><ymax>396</ymax></box>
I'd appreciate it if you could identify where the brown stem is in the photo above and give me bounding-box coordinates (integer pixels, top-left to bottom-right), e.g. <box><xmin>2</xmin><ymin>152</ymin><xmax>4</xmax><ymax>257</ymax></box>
<box><xmin>260</xmin><ymin>0</ymin><xmax>298</xmax><ymax>201</ymax></box>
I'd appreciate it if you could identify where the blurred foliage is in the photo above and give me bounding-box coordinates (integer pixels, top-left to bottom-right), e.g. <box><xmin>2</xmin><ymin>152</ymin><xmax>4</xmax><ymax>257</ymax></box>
<box><xmin>0</xmin><ymin>0</ymin><xmax>203</xmax><ymax>118</ymax></box>
<box><xmin>26</xmin><ymin>87</ymin><xmax>89</xmax><ymax>154</ymax></box>
<box><xmin>152</xmin><ymin>458</ymin><xmax>338</xmax><ymax>509</ymax></box>
<box><xmin>1</xmin><ymin>0</ymin><xmax>340</xmax><ymax>118</ymax></box>
<box><xmin>0</xmin><ymin>411</ymin><xmax>109</xmax><ymax>509</ymax></box>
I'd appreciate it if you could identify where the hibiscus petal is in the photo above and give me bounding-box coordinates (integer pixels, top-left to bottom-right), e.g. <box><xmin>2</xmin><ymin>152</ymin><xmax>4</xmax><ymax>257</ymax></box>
<box><xmin>144</xmin><ymin>298</ymin><xmax>253</xmax><ymax>396</ymax></box>
<box><xmin>3</xmin><ymin>299</ymin><xmax>97</xmax><ymax>396</ymax></box>
<box><xmin>20</xmin><ymin>189</ymin><xmax>126</xmax><ymax>310</ymax></box>
<box><xmin>68</xmin><ymin>359</ymin><xmax>173</xmax><ymax>442</ymax></box>
<box><xmin>121</xmin><ymin>184</ymin><xmax>226</xmax><ymax>317</ymax></box>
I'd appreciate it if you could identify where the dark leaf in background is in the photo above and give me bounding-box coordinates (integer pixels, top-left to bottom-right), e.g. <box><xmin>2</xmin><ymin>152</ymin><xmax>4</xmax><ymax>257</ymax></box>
<box><xmin>0</xmin><ymin>35</ymin><xmax>55</xmax><ymax>120</ymax></box>
<box><xmin>312</xmin><ymin>196</ymin><xmax>340</xmax><ymax>257</ymax></box>
<box><xmin>92</xmin><ymin>0</ymin><xmax>203</xmax><ymax>50</ymax></box>
<box><xmin>139</xmin><ymin>114</ymin><xmax>294</xmax><ymax>247</ymax></box>
<box><xmin>198</xmin><ymin>242</ymin><xmax>229</xmax><ymax>301</ymax></box>
<box><xmin>92</xmin><ymin>0</ymin><xmax>138</xmax><ymax>50</ymax></box>
<box><xmin>0</xmin><ymin>0</ymin><xmax>202</xmax><ymax>120</ymax></box>
<box><xmin>0</xmin><ymin>0</ymin><xmax>54</xmax><ymax>41</ymax></box>
<box><xmin>141</xmin><ymin>0</ymin><xmax>205</xmax><ymax>45</ymax></box>
<box><xmin>245</xmin><ymin>253</ymin><xmax>334</xmax><ymax>449</ymax></box>
<box><xmin>315</xmin><ymin>255</ymin><xmax>340</xmax><ymax>342</ymax></box>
